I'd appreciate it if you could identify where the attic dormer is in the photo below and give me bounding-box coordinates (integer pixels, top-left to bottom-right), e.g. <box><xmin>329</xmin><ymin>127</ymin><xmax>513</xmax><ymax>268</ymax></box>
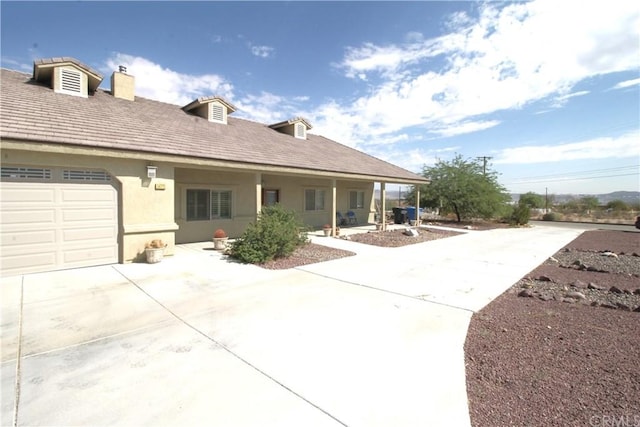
<box><xmin>269</xmin><ymin>117</ymin><xmax>312</xmax><ymax>140</ymax></box>
<box><xmin>32</xmin><ymin>57</ymin><xmax>103</xmax><ymax>98</ymax></box>
<box><xmin>182</xmin><ymin>96</ymin><xmax>237</xmax><ymax>124</ymax></box>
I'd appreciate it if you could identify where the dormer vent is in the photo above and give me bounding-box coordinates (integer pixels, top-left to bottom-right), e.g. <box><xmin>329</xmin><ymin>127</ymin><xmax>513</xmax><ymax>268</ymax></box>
<box><xmin>60</xmin><ymin>68</ymin><xmax>82</xmax><ymax>95</ymax></box>
<box><xmin>182</xmin><ymin>96</ymin><xmax>236</xmax><ymax>125</ymax></box>
<box><xmin>32</xmin><ymin>57</ymin><xmax>103</xmax><ymax>98</ymax></box>
<box><xmin>269</xmin><ymin>117</ymin><xmax>312</xmax><ymax>140</ymax></box>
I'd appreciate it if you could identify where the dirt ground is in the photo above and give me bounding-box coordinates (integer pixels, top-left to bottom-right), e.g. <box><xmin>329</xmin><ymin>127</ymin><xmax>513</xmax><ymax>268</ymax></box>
<box><xmin>464</xmin><ymin>230</ymin><xmax>640</xmax><ymax>427</ymax></box>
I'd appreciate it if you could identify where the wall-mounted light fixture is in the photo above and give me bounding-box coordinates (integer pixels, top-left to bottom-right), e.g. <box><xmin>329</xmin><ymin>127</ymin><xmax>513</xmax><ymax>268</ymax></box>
<box><xmin>147</xmin><ymin>165</ymin><xmax>157</xmax><ymax>179</ymax></box>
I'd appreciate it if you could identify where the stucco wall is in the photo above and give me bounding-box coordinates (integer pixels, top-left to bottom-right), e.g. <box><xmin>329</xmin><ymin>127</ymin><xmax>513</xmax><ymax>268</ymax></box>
<box><xmin>174</xmin><ymin>168</ymin><xmax>375</xmax><ymax>243</ymax></box>
<box><xmin>3</xmin><ymin>149</ymin><xmax>377</xmax><ymax>262</ymax></box>
<box><xmin>175</xmin><ymin>168</ymin><xmax>257</xmax><ymax>242</ymax></box>
<box><xmin>1</xmin><ymin>149</ymin><xmax>177</xmax><ymax>263</ymax></box>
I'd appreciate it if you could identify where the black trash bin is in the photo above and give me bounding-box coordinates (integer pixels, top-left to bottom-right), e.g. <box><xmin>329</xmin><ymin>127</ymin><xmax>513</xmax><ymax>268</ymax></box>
<box><xmin>392</xmin><ymin>207</ymin><xmax>408</xmax><ymax>224</ymax></box>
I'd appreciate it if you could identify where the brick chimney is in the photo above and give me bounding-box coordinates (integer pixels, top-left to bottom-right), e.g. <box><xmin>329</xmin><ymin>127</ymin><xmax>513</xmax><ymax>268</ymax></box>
<box><xmin>111</xmin><ymin>65</ymin><xmax>134</xmax><ymax>101</ymax></box>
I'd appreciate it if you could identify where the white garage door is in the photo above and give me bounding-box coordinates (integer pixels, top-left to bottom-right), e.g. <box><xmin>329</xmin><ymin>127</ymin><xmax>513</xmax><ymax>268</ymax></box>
<box><xmin>1</xmin><ymin>166</ymin><xmax>119</xmax><ymax>276</ymax></box>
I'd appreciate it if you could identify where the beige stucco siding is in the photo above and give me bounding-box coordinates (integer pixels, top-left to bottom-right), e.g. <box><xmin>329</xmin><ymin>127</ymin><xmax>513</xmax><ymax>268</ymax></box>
<box><xmin>1</xmin><ymin>149</ymin><xmax>177</xmax><ymax>263</ymax></box>
<box><xmin>174</xmin><ymin>169</ymin><xmax>375</xmax><ymax>243</ymax></box>
<box><xmin>175</xmin><ymin>168</ymin><xmax>256</xmax><ymax>242</ymax></box>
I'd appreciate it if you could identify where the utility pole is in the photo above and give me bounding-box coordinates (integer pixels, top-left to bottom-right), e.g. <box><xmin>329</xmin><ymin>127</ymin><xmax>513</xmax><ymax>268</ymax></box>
<box><xmin>545</xmin><ymin>187</ymin><xmax>548</xmax><ymax>213</ymax></box>
<box><xmin>476</xmin><ymin>156</ymin><xmax>493</xmax><ymax>175</ymax></box>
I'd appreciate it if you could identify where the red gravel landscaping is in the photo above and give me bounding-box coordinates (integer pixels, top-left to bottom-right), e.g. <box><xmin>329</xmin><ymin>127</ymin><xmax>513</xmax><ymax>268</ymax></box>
<box><xmin>464</xmin><ymin>230</ymin><xmax>640</xmax><ymax>427</ymax></box>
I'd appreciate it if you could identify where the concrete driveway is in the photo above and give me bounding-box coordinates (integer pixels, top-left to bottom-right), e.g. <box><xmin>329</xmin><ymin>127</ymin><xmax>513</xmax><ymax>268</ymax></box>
<box><xmin>1</xmin><ymin>225</ymin><xmax>584</xmax><ymax>426</ymax></box>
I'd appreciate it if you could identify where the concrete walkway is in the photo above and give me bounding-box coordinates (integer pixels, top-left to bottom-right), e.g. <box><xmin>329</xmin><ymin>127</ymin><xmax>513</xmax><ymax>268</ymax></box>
<box><xmin>1</xmin><ymin>224</ymin><xmax>585</xmax><ymax>426</ymax></box>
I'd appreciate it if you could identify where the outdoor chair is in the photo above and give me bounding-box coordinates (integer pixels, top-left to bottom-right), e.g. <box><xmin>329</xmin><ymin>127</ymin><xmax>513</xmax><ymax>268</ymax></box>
<box><xmin>336</xmin><ymin>212</ymin><xmax>347</xmax><ymax>226</ymax></box>
<box><xmin>346</xmin><ymin>211</ymin><xmax>358</xmax><ymax>225</ymax></box>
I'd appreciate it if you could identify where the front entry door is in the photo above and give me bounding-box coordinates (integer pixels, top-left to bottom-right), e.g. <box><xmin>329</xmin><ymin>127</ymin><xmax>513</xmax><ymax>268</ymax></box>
<box><xmin>262</xmin><ymin>189</ymin><xmax>280</xmax><ymax>206</ymax></box>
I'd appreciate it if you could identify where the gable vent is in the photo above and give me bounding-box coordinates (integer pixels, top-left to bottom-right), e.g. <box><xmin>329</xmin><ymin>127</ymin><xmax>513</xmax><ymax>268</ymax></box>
<box><xmin>60</xmin><ymin>68</ymin><xmax>82</xmax><ymax>96</ymax></box>
<box><xmin>211</xmin><ymin>103</ymin><xmax>225</xmax><ymax>123</ymax></box>
<box><xmin>295</xmin><ymin>123</ymin><xmax>306</xmax><ymax>139</ymax></box>
<box><xmin>1</xmin><ymin>167</ymin><xmax>52</xmax><ymax>180</ymax></box>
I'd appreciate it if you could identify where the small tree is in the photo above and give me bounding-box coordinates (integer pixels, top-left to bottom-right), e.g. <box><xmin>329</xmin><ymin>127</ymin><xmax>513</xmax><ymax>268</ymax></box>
<box><xmin>518</xmin><ymin>192</ymin><xmax>545</xmax><ymax>209</ymax></box>
<box><xmin>606</xmin><ymin>200</ymin><xmax>630</xmax><ymax>211</ymax></box>
<box><xmin>407</xmin><ymin>154</ymin><xmax>510</xmax><ymax>222</ymax></box>
<box><xmin>228</xmin><ymin>204</ymin><xmax>308</xmax><ymax>264</ymax></box>
<box><xmin>579</xmin><ymin>196</ymin><xmax>600</xmax><ymax>212</ymax></box>
<box><xmin>507</xmin><ymin>204</ymin><xmax>531</xmax><ymax>225</ymax></box>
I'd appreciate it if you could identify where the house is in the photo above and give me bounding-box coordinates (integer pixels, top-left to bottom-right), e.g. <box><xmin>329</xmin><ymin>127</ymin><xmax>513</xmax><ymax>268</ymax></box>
<box><xmin>0</xmin><ymin>57</ymin><xmax>427</xmax><ymax>276</ymax></box>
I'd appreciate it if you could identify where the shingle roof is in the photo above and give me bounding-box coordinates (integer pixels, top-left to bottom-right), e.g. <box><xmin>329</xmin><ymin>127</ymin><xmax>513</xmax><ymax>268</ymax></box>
<box><xmin>0</xmin><ymin>68</ymin><xmax>427</xmax><ymax>183</ymax></box>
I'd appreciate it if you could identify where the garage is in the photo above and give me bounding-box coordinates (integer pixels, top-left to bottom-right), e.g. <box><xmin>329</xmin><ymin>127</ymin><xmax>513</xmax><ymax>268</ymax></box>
<box><xmin>1</xmin><ymin>166</ymin><xmax>119</xmax><ymax>276</ymax></box>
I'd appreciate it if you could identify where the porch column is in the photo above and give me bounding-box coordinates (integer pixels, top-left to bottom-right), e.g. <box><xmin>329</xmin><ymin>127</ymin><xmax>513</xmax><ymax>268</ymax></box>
<box><xmin>416</xmin><ymin>187</ymin><xmax>421</xmax><ymax>227</ymax></box>
<box><xmin>331</xmin><ymin>179</ymin><xmax>337</xmax><ymax>236</ymax></box>
<box><xmin>381</xmin><ymin>182</ymin><xmax>386</xmax><ymax>231</ymax></box>
<box><xmin>255</xmin><ymin>172</ymin><xmax>262</xmax><ymax>220</ymax></box>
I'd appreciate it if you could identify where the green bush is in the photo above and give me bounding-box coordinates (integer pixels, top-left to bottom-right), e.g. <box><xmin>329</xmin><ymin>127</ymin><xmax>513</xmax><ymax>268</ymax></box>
<box><xmin>542</xmin><ymin>212</ymin><xmax>559</xmax><ymax>221</ymax></box>
<box><xmin>228</xmin><ymin>204</ymin><xmax>308</xmax><ymax>264</ymax></box>
<box><xmin>506</xmin><ymin>204</ymin><xmax>530</xmax><ymax>225</ymax></box>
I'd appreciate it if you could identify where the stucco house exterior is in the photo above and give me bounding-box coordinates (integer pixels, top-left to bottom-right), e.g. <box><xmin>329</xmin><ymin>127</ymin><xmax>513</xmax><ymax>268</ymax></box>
<box><xmin>0</xmin><ymin>57</ymin><xmax>427</xmax><ymax>276</ymax></box>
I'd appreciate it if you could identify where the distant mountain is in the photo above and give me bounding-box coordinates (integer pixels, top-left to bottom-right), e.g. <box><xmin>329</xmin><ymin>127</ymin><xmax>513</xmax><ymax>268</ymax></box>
<box><xmin>597</xmin><ymin>191</ymin><xmax>640</xmax><ymax>204</ymax></box>
<box><xmin>512</xmin><ymin>191</ymin><xmax>640</xmax><ymax>205</ymax></box>
<box><xmin>377</xmin><ymin>189</ymin><xmax>639</xmax><ymax>205</ymax></box>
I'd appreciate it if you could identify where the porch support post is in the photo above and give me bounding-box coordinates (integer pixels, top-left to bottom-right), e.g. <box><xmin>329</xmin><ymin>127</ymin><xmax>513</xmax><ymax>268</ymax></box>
<box><xmin>416</xmin><ymin>187</ymin><xmax>421</xmax><ymax>227</ymax></box>
<box><xmin>255</xmin><ymin>172</ymin><xmax>262</xmax><ymax>220</ymax></box>
<box><xmin>331</xmin><ymin>179</ymin><xmax>337</xmax><ymax>236</ymax></box>
<box><xmin>381</xmin><ymin>182</ymin><xmax>386</xmax><ymax>231</ymax></box>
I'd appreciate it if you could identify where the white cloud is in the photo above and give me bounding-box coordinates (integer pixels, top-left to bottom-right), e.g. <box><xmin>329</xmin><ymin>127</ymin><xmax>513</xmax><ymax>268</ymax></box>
<box><xmin>103</xmin><ymin>53</ymin><xmax>233</xmax><ymax>105</ymax></box>
<box><xmin>612</xmin><ymin>78</ymin><xmax>640</xmax><ymax>90</ymax></box>
<box><xmin>494</xmin><ymin>131</ymin><xmax>640</xmax><ymax>164</ymax></box>
<box><xmin>235</xmin><ymin>91</ymin><xmax>310</xmax><ymax>125</ymax></box>
<box><xmin>551</xmin><ymin>90</ymin><xmax>590</xmax><ymax>108</ymax></box>
<box><xmin>328</xmin><ymin>0</ymin><xmax>640</xmax><ymax>145</ymax></box>
<box><xmin>101</xmin><ymin>53</ymin><xmax>309</xmax><ymax>125</ymax></box>
<box><xmin>431</xmin><ymin>120</ymin><xmax>501</xmax><ymax>138</ymax></box>
<box><xmin>1</xmin><ymin>57</ymin><xmax>31</xmax><ymax>72</ymax></box>
<box><xmin>250</xmin><ymin>45</ymin><xmax>274</xmax><ymax>58</ymax></box>
<box><xmin>369</xmin><ymin>145</ymin><xmax>462</xmax><ymax>174</ymax></box>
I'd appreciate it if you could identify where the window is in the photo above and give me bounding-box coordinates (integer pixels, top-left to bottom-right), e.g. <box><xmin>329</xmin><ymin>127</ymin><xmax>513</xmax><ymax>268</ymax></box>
<box><xmin>349</xmin><ymin>191</ymin><xmax>365</xmax><ymax>209</ymax></box>
<box><xmin>304</xmin><ymin>189</ymin><xmax>325</xmax><ymax>211</ymax></box>
<box><xmin>1</xmin><ymin>167</ymin><xmax>52</xmax><ymax>180</ymax></box>
<box><xmin>211</xmin><ymin>190</ymin><xmax>231</xmax><ymax>218</ymax></box>
<box><xmin>63</xmin><ymin>170</ymin><xmax>111</xmax><ymax>182</ymax></box>
<box><xmin>186</xmin><ymin>189</ymin><xmax>232</xmax><ymax>221</ymax></box>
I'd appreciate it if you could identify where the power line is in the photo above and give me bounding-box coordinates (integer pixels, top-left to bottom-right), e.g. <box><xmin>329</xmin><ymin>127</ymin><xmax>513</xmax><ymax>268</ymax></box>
<box><xmin>510</xmin><ymin>165</ymin><xmax>639</xmax><ymax>181</ymax></box>
<box><xmin>505</xmin><ymin>172</ymin><xmax>639</xmax><ymax>186</ymax></box>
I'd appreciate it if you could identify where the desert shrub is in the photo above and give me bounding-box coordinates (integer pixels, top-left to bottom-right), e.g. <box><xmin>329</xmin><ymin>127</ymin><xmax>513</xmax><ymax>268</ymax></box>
<box><xmin>506</xmin><ymin>204</ymin><xmax>530</xmax><ymax>225</ymax></box>
<box><xmin>606</xmin><ymin>200</ymin><xmax>630</xmax><ymax>211</ymax></box>
<box><xmin>542</xmin><ymin>212</ymin><xmax>559</xmax><ymax>221</ymax></box>
<box><xmin>228</xmin><ymin>204</ymin><xmax>308</xmax><ymax>264</ymax></box>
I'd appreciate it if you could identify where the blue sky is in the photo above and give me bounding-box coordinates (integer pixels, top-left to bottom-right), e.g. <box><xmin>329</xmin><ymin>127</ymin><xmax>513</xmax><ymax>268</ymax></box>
<box><xmin>1</xmin><ymin>1</ymin><xmax>639</xmax><ymax>195</ymax></box>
